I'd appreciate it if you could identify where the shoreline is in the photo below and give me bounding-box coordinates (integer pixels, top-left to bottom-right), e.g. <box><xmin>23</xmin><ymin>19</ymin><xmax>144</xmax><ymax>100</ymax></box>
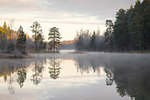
<box><xmin>0</xmin><ymin>50</ymin><xmax>150</xmax><ymax>59</ymax></box>
<box><xmin>0</xmin><ymin>53</ymin><xmax>32</xmax><ymax>59</ymax></box>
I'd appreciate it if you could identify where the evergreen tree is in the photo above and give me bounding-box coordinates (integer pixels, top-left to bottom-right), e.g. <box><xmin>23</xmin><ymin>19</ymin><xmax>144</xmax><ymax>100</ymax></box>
<box><xmin>127</xmin><ymin>5</ymin><xmax>135</xmax><ymax>51</ymax></box>
<box><xmin>49</xmin><ymin>58</ymin><xmax>61</xmax><ymax>79</ymax></box>
<box><xmin>130</xmin><ymin>0</ymin><xmax>143</xmax><ymax>51</ymax></box>
<box><xmin>104</xmin><ymin>20</ymin><xmax>114</xmax><ymax>51</ymax></box>
<box><xmin>113</xmin><ymin>9</ymin><xmax>129</xmax><ymax>51</ymax></box>
<box><xmin>17</xmin><ymin>69</ymin><xmax>26</xmax><ymax>88</ymax></box>
<box><xmin>75</xmin><ymin>33</ymin><xmax>83</xmax><ymax>51</ymax></box>
<box><xmin>37</xmin><ymin>33</ymin><xmax>44</xmax><ymax>50</ymax></box>
<box><xmin>142</xmin><ymin>0</ymin><xmax>150</xmax><ymax>50</ymax></box>
<box><xmin>16</xmin><ymin>26</ymin><xmax>26</xmax><ymax>54</ymax></box>
<box><xmin>31</xmin><ymin>62</ymin><xmax>44</xmax><ymax>85</ymax></box>
<box><xmin>48</xmin><ymin>27</ymin><xmax>61</xmax><ymax>51</ymax></box>
<box><xmin>90</xmin><ymin>31</ymin><xmax>96</xmax><ymax>50</ymax></box>
<box><xmin>30</xmin><ymin>21</ymin><xmax>43</xmax><ymax>51</ymax></box>
<box><xmin>111</xmin><ymin>0</ymin><xmax>150</xmax><ymax>52</ymax></box>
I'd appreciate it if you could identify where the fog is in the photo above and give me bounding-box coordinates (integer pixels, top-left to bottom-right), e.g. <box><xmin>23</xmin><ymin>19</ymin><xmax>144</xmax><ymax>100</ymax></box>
<box><xmin>1</xmin><ymin>51</ymin><xmax>150</xmax><ymax>68</ymax></box>
<box><xmin>0</xmin><ymin>51</ymin><xmax>150</xmax><ymax>100</ymax></box>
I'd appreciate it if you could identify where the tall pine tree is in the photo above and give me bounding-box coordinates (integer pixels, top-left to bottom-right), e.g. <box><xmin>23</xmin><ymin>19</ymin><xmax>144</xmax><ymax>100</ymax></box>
<box><xmin>142</xmin><ymin>0</ymin><xmax>150</xmax><ymax>50</ymax></box>
<box><xmin>30</xmin><ymin>21</ymin><xmax>43</xmax><ymax>51</ymax></box>
<box><xmin>104</xmin><ymin>20</ymin><xmax>114</xmax><ymax>51</ymax></box>
<box><xmin>90</xmin><ymin>31</ymin><xmax>96</xmax><ymax>50</ymax></box>
<box><xmin>113</xmin><ymin>9</ymin><xmax>129</xmax><ymax>51</ymax></box>
<box><xmin>48</xmin><ymin>27</ymin><xmax>61</xmax><ymax>51</ymax></box>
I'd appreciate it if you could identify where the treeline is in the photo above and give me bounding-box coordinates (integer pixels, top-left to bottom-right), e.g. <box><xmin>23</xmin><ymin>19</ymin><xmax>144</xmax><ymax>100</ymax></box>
<box><xmin>0</xmin><ymin>21</ymin><xmax>46</xmax><ymax>54</ymax></box>
<box><xmin>0</xmin><ymin>22</ymin><xmax>17</xmax><ymax>53</ymax></box>
<box><xmin>105</xmin><ymin>0</ymin><xmax>150</xmax><ymax>52</ymax></box>
<box><xmin>75</xmin><ymin>29</ymin><xmax>105</xmax><ymax>51</ymax></box>
<box><xmin>75</xmin><ymin>0</ymin><xmax>150</xmax><ymax>52</ymax></box>
<box><xmin>0</xmin><ymin>21</ymin><xmax>62</xmax><ymax>54</ymax></box>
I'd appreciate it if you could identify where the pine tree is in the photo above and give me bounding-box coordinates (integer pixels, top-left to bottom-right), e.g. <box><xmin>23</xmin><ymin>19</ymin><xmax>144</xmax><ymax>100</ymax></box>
<box><xmin>75</xmin><ymin>33</ymin><xmax>83</xmax><ymax>51</ymax></box>
<box><xmin>127</xmin><ymin>5</ymin><xmax>135</xmax><ymax>51</ymax></box>
<box><xmin>142</xmin><ymin>0</ymin><xmax>150</xmax><ymax>50</ymax></box>
<box><xmin>49</xmin><ymin>58</ymin><xmax>61</xmax><ymax>79</ymax></box>
<box><xmin>37</xmin><ymin>33</ymin><xmax>44</xmax><ymax>50</ymax></box>
<box><xmin>130</xmin><ymin>0</ymin><xmax>143</xmax><ymax>51</ymax></box>
<box><xmin>104</xmin><ymin>20</ymin><xmax>114</xmax><ymax>51</ymax></box>
<box><xmin>16</xmin><ymin>26</ymin><xmax>26</xmax><ymax>54</ymax></box>
<box><xmin>48</xmin><ymin>27</ymin><xmax>61</xmax><ymax>51</ymax></box>
<box><xmin>90</xmin><ymin>31</ymin><xmax>96</xmax><ymax>50</ymax></box>
<box><xmin>30</xmin><ymin>21</ymin><xmax>43</xmax><ymax>51</ymax></box>
<box><xmin>31</xmin><ymin>62</ymin><xmax>44</xmax><ymax>85</ymax></box>
<box><xmin>17</xmin><ymin>69</ymin><xmax>26</xmax><ymax>88</ymax></box>
<box><xmin>113</xmin><ymin>9</ymin><xmax>131</xmax><ymax>51</ymax></box>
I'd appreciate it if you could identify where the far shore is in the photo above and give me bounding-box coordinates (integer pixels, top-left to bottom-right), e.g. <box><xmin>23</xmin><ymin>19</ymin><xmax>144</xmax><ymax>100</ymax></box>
<box><xmin>0</xmin><ymin>51</ymin><xmax>60</xmax><ymax>58</ymax></box>
<box><xmin>0</xmin><ymin>50</ymin><xmax>150</xmax><ymax>59</ymax></box>
<box><xmin>0</xmin><ymin>53</ymin><xmax>32</xmax><ymax>59</ymax></box>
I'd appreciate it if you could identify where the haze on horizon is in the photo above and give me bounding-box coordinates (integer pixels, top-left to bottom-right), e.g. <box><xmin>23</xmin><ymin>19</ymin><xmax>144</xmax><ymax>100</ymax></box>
<box><xmin>0</xmin><ymin>0</ymin><xmax>139</xmax><ymax>41</ymax></box>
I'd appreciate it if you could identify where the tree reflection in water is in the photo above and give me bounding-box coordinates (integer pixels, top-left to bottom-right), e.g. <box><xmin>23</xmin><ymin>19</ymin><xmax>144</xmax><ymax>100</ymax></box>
<box><xmin>7</xmin><ymin>72</ymin><xmax>15</xmax><ymax>95</ymax></box>
<box><xmin>48</xmin><ymin>58</ymin><xmax>61</xmax><ymax>79</ymax></box>
<box><xmin>31</xmin><ymin>61</ymin><xmax>45</xmax><ymax>85</ymax></box>
<box><xmin>75</xmin><ymin>58</ymin><xmax>101</xmax><ymax>76</ymax></box>
<box><xmin>17</xmin><ymin>68</ymin><xmax>26</xmax><ymax>88</ymax></box>
<box><xmin>0</xmin><ymin>65</ymin><xmax>17</xmax><ymax>95</ymax></box>
<box><xmin>0</xmin><ymin>53</ymin><xmax>150</xmax><ymax>100</ymax></box>
<box><xmin>105</xmin><ymin>67</ymin><xmax>114</xmax><ymax>86</ymax></box>
<box><xmin>105</xmin><ymin>65</ymin><xmax>150</xmax><ymax>100</ymax></box>
<box><xmin>75</xmin><ymin>54</ymin><xmax>150</xmax><ymax>100</ymax></box>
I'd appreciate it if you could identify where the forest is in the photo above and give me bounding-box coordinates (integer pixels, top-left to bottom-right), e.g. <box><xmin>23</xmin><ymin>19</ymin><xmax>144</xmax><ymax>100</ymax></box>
<box><xmin>75</xmin><ymin>0</ymin><xmax>150</xmax><ymax>52</ymax></box>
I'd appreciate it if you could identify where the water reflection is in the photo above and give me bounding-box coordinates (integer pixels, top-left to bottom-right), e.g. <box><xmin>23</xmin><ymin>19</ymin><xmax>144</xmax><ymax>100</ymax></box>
<box><xmin>48</xmin><ymin>58</ymin><xmax>61</xmax><ymax>79</ymax></box>
<box><xmin>17</xmin><ymin>68</ymin><xmax>26</xmax><ymax>88</ymax></box>
<box><xmin>31</xmin><ymin>61</ymin><xmax>44</xmax><ymax>85</ymax></box>
<box><xmin>0</xmin><ymin>63</ymin><xmax>27</xmax><ymax>95</ymax></box>
<box><xmin>105</xmin><ymin>68</ymin><xmax>114</xmax><ymax>86</ymax></box>
<box><xmin>74</xmin><ymin>53</ymin><xmax>150</xmax><ymax>100</ymax></box>
<box><xmin>105</xmin><ymin>63</ymin><xmax>150</xmax><ymax>100</ymax></box>
<box><xmin>0</xmin><ymin>53</ymin><xmax>150</xmax><ymax>100</ymax></box>
<box><xmin>7</xmin><ymin>72</ymin><xmax>15</xmax><ymax>95</ymax></box>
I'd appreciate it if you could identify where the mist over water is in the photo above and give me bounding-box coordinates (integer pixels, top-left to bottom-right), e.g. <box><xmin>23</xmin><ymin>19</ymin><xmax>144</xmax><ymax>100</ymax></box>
<box><xmin>0</xmin><ymin>51</ymin><xmax>150</xmax><ymax>100</ymax></box>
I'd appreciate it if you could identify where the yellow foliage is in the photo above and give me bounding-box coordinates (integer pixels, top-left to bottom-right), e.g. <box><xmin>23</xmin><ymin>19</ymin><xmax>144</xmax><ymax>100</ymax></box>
<box><xmin>0</xmin><ymin>26</ymin><xmax>4</xmax><ymax>33</ymax></box>
<box><xmin>0</xmin><ymin>21</ymin><xmax>30</xmax><ymax>39</ymax></box>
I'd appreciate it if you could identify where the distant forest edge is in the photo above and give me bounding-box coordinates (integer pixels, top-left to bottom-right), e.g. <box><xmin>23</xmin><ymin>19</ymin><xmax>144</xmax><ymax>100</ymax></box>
<box><xmin>75</xmin><ymin>0</ymin><xmax>150</xmax><ymax>52</ymax></box>
<box><xmin>0</xmin><ymin>0</ymin><xmax>150</xmax><ymax>55</ymax></box>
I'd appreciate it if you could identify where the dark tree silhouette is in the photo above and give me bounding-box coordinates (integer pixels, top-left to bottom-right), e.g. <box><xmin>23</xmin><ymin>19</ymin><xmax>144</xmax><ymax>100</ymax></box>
<box><xmin>17</xmin><ymin>69</ymin><xmax>27</xmax><ymax>88</ymax></box>
<box><xmin>16</xmin><ymin>26</ymin><xmax>26</xmax><ymax>54</ymax></box>
<box><xmin>48</xmin><ymin>58</ymin><xmax>61</xmax><ymax>79</ymax></box>
<box><xmin>48</xmin><ymin>27</ymin><xmax>61</xmax><ymax>51</ymax></box>
<box><xmin>31</xmin><ymin>62</ymin><xmax>44</xmax><ymax>85</ymax></box>
<box><xmin>30</xmin><ymin>21</ymin><xmax>43</xmax><ymax>51</ymax></box>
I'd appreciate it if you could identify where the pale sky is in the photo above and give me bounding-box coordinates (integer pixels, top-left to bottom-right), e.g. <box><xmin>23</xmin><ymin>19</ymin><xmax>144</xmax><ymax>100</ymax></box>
<box><xmin>0</xmin><ymin>0</ymin><xmax>138</xmax><ymax>41</ymax></box>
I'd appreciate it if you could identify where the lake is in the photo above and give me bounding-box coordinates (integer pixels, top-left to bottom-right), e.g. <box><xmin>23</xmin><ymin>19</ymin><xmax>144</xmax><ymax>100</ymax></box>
<box><xmin>0</xmin><ymin>51</ymin><xmax>150</xmax><ymax>100</ymax></box>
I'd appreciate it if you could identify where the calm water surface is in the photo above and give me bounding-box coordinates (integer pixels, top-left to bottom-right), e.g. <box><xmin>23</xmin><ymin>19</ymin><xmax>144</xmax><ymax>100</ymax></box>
<box><xmin>0</xmin><ymin>51</ymin><xmax>150</xmax><ymax>100</ymax></box>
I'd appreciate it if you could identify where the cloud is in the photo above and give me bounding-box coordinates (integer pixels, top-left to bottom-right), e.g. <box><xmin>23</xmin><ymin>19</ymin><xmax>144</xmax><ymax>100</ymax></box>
<box><xmin>0</xmin><ymin>0</ymin><xmax>38</xmax><ymax>12</ymax></box>
<box><xmin>41</xmin><ymin>0</ymin><xmax>136</xmax><ymax>20</ymax></box>
<box><xmin>0</xmin><ymin>0</ymin><xmax>137</xmax><ymax>23</ymax></box>
<box><xmin>0</xmin><ymin>0</ymin><xmax>139</xmax><ymax>40</ymax></box>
